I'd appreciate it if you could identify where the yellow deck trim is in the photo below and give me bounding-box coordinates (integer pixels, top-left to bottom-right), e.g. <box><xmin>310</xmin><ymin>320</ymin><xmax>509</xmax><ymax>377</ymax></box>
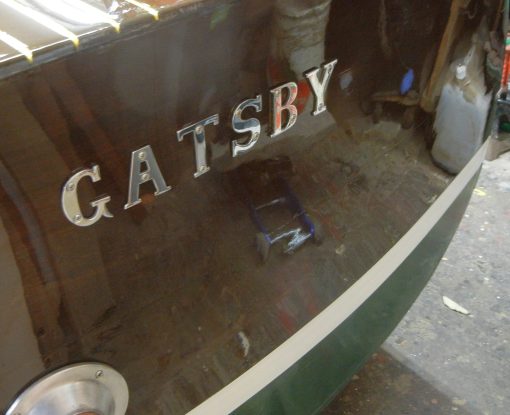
<box><xmin>0</xmin><ymin>0</ymin><xmax>79</xmax><ymax>47</ymax></box>
<box><xmin>71</xmin><ymin>0</ymin><xmax>121</xmax><ymax>32</ymax></box>
<box><xmin>124</xmin><ymin>0</ymin><xmax>159</xmax><ymax>20</ymax></box>
<box><xmin>0</xmin><ymin>30</ymin><xmax>33</xmax><ymax>62</ymax></box>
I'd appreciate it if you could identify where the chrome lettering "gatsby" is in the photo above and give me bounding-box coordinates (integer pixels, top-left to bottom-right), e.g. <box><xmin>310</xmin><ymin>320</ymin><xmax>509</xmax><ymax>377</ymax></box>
<box><xmin>61</xmin><ymin>59</ymin><xmax>337</xmax><ymax>227</ymax></box>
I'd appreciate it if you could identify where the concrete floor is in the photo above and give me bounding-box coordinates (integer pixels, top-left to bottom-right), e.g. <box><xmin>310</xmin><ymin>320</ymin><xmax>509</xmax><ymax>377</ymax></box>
<box><xmin>324</xmin><ymin>150</ymin><xmax>510</xmax><ymax>415</ymax></box>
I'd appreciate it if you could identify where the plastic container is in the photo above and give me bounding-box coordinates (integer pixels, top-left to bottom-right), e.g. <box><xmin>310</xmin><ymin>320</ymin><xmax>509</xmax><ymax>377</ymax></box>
<box><xmin>431</xmin><ymin>45</ymin><xmax>491</xmax><ymax>174</ymax></box>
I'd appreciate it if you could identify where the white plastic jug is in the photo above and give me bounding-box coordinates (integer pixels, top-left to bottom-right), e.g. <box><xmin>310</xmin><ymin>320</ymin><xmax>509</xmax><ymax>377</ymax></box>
<box><xmin>432</xmin><ymin>48</ymin><xmax>491</xmax><ymax>174</ymax></box>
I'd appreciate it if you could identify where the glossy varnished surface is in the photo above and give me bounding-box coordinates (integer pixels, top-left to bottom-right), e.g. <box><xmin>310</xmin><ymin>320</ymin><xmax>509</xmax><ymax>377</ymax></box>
<box><xmin>0</xmin><ymin>0</ymin><xmax>457</xmax><ymax>413</ymax></box>
<box><xmin>0</xmin><ymin>0</ymin><xmax>205</xmax><ymax>75</ymax></box>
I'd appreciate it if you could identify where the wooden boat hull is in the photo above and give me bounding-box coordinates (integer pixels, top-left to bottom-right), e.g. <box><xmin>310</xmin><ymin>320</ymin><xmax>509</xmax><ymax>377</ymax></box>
<box><xmin>0</xmin><ymin>1</ymin><xmax>490</xmax><ymax>413</ymax></box>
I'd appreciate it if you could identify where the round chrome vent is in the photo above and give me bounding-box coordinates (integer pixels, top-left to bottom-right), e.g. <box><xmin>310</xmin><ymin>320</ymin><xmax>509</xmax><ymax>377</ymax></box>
<box><xmin>6</xmin><ymin>362</ymin><xmax>129</xmax><ymax>415</ymax></box>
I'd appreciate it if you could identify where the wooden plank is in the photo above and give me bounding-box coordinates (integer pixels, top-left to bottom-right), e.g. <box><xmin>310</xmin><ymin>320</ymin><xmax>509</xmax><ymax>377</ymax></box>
<box><xmin>420</xmin><ymin>0</ymin><xmax>470</xmax><ymax>113</ymax></box>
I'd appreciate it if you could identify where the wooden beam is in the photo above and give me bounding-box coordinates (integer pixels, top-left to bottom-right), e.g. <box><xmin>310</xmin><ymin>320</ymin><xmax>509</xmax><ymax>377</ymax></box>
<box><xmin>420</xmin><ymin>0</ymin><xmax>470</xmax><ymax>112</ymax></box>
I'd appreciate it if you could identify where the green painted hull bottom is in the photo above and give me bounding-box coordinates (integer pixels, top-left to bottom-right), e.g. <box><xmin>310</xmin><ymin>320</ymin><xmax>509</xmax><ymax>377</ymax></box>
<box><xmin>233</xmin><ymin>171</ymin><xmax>480</xmax><ymax>415</ymax></box>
